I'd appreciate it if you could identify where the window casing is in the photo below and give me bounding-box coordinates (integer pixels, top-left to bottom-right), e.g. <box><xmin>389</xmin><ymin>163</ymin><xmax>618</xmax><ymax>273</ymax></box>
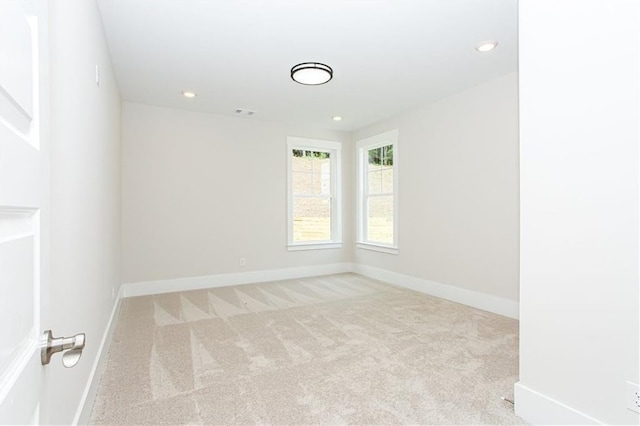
<box><xmin>287</xmin><ymin>137</ymin><xmax>342</xmax><ymax>250</ymax></box>
<box><xmin>356</xmin><ymin>130</ymin><xmax>398</xmax><ymax>254</ymax></box>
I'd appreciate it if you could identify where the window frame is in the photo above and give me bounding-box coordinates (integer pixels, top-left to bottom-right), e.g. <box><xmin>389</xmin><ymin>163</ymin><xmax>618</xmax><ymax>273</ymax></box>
<box><xmin>287</xmin><ymin>136</ymin><xmax>342</xmax><ymax>251</ymax></box>
<box><xmin>356</xmin><ymin>129</ymin><xmax>399</xmax><ymax>254</ymax></box>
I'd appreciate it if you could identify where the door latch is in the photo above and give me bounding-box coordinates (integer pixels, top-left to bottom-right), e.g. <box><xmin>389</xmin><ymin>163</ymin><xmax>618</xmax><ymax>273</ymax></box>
<box><xmin>40</xmin><ymin>330</ymin><xmax>86</xmax><ymax>368</ymax></box>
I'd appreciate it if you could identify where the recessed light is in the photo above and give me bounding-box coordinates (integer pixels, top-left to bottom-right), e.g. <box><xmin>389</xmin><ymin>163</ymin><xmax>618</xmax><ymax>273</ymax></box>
<box><xmin>182</xmin><ymin>90</ymin><xmax>196</xmax><ymax>98</ymax></box>
<box><xmin>475</xmin><ymin>41</ymin><xmax>498</xmax><ymax>52</ymax></box>
<box><xmin>332</xmin><ymin>116</ymin><xmax>343</xmax><ymax>121</ymax></box>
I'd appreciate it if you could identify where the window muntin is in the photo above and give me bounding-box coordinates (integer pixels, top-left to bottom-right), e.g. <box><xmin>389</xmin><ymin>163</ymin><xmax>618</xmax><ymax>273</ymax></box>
<box><xmin>357</xmin><ymin>130</ymin><xmax>398</xmax><ymax>252</ymax></box>
<box><xmin>287</xmin><ymin>138</ymin><xmax>342</xmax><ymax>249</ymax></box>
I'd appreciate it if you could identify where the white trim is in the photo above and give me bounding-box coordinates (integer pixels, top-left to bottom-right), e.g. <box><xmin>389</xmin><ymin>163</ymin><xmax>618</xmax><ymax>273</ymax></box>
<box><xmin>356</xmin><ymin>242</ymin><xmax>399</xmax><ymax>255</ymax></box>
<box><xmin>355</xmin><ymin>129</ymin><xmax>399</xmax><ymax>249</ymax></box>
<box><xmin>122</xmin><ymin>263</ymin><xmax>352</xmax><ymax>298</ymax></box>
<box><xmin>353</xmin><ymin>263</ymin><xmax>519</xmax><ymax>319</ymax></box>
<box><xmin>122</xmin><ymin>263</ymin><xmax>518</xmax><ymax>318</ymax></box>
<box><xmin>73</xmin><ymin>285</ymin><xmax>124</xmax><ymax>425</ymax></box>
<box><xmin>288</xmin><ymin>242</ymin><xmax>342</xmax><ymax>251</ymax></box>
<box><xmin>514</xmin><ymin>382</ymin><xmax>603</xmax><ymax>425</ymax></box>
<box><xmin>287</xmin><ymin>137</ymin><xmax>341</xmax><ymax>151</ymax></box>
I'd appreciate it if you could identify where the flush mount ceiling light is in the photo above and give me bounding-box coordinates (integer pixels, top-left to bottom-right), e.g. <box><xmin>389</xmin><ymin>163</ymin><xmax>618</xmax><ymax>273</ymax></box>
<box><xmin>475</xmin><ymin>41</ymin><xmax>498</xmax><ymax>52</ymax></box>
<box><xmin>181</xmin><ymin>90</ymin><xmax>196</xmax><ymax>98</ymax></box>
<box><xmin>332</xmin><ymin>116</ymin><xmax>343</xmax><ymax>121</ymax></box>
<box><xmin>291</xmin><ymin>62</ymin><xmax>333</xmax><ymax>85</ymax></box>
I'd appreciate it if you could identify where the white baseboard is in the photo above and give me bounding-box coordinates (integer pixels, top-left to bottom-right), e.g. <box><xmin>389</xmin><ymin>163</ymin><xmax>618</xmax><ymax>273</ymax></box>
<box><xmin>514</xmin><ymin>382</ymin><xmax>602</xmax><ymax>425</ymax></box>
<box><xmin>352</xmin><ymin>264</ymin><xmax>519</xmax><ymax>319</ymax></box>
<box><xmin>73</xmin><ymin>285</ymin><xmax>124</xmax><ymax>425</ymax></box>
<box><xmin>122</xmin><ymin>263</ymin><xmax>353</xmax><ymax>298</ymax></box>
<box><xmin>122</xmin><ymin>263</ymin><xmax>519</xmax><ymax>319</ymax></box>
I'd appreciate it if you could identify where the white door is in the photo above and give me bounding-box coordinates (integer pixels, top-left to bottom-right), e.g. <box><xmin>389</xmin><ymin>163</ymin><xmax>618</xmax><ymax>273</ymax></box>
<box><xmin>0</xmin><ymin>0</ymin><xmax>49</xmax><ymax>424</ymax></box>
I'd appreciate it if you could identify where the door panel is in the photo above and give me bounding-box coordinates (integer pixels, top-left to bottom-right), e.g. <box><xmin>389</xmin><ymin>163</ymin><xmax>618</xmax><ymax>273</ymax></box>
<box><xmin>0</xmin><ymin>228</ymin><xmax>35</xmax><ymax>366</ymax></box>
<box><xmin>0</xmin><ymin>0</ymin><xmax>34</xmax><ymax>122</ymax></box>
<box><xmin>0</xmin><ymin>124</ymin><xmax>40</xmax><ymax>207</ymax></box>
<box><xmin>0</xmin><ymin>0</ymin><xmax>45</xmax><ymax>424</ymax></box>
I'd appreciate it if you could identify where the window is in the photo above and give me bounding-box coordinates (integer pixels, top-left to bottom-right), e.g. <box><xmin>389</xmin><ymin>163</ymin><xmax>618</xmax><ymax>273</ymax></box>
<box><xmin>287</xmin><ymin>137</ymin><xmax>342</xmax><ymax>250</ymax></box>
<box><xmin>356</xmin><ymin>130</ymin><xmax>398</xmax><ymax>254</ymax></box>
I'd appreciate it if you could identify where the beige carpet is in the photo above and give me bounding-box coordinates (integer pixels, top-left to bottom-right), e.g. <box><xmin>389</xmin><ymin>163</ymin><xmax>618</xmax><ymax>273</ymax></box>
<box><xmin>90</xmin><ymin>273</ymin><xmax>523</xmax><ymax>425</ymax></box>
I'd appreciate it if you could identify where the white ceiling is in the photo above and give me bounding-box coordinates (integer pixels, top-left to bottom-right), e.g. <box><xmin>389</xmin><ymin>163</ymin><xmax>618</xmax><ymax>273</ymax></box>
<box><xmin>96</xmin><ymin>0</ymin><xmax>518</xmax><ymax>132</ymax></box>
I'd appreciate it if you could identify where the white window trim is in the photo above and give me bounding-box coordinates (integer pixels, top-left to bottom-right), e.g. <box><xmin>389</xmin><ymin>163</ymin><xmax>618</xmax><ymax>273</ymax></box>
<box><xmin>356</xmin><ymin>129</ymin><xmax>399</xmax><ymax>254</ymax></box>
<box><xmin>287</xmin><ymin>137</ymin><xmax>342</xmax><ymax>250</ymax></box>
<box><xmin>356</xmin><ymin>242</ymin><xmax>399</xmax><ymax>255</ymax></box>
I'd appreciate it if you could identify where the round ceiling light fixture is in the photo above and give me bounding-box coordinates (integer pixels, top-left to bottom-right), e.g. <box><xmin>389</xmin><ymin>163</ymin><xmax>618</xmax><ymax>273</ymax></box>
<box><xmin>475</xmin><ymin>40</ymin><xmax>498</xmax><ymax>52</ymax></box>
<box><xmin>182</xmin><ymin>90</ymin><xmax>197</xmax><ymax>98</ymax></box>
<box><xmin>291</xmin><ymin>62</ymin><xmax>333</xmax><ymax>85</ymax></box>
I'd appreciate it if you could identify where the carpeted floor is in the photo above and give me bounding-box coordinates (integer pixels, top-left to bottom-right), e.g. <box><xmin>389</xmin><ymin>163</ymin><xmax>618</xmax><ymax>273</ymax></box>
<box><xmin>90</xmin><ymin>273</ymin><xmax>523</xmax><ymax>425</ymax></box>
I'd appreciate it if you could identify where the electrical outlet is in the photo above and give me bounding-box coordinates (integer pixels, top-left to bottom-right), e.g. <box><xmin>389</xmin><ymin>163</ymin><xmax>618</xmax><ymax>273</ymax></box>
<box><xmin>627</xmin><ymin>381</ymin><xmax>640</xmax><ymax>413</ymax></box>
<box><xmin>239</xmin><ymin>257</ymin><xmax>246</xmax><ymax>267</ymax></box>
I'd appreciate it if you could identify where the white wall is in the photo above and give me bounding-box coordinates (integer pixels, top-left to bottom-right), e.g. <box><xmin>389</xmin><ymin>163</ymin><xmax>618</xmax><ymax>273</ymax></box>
<box><xmin>516</xmin><ymin>1</ymin><xmax>639</xmax><ymax>424</ymax></box>
<box><xmin>43</xmin><ymin>1</ymin><xmax>121</xmax><ymax>424</ymax></box>
<box><xmin>352</xmin><ymin>73</ymin><xmax>520</xmax><ymax>305</ymax></box>
<box><xmin>121</xmin><ymin>102</ymin><xmax>351</xmax><ymax>284</ymax></box>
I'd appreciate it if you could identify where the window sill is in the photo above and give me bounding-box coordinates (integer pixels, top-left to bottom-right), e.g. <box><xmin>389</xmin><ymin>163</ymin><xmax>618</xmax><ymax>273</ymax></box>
<box><xmin>288</xmin><ymin>242</ymin><xmax>343</xmax><ymax>251</ymax></box>
<box><xmin>356</xmin><ymin>242</ymin><xmax>399</xmax><ymax>255</ymax></box>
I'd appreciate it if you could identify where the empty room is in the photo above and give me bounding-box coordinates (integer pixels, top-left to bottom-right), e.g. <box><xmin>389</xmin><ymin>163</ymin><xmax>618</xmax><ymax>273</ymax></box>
<box><xmin>0</xmin><ymin>0</ymin><xmax>638</xmax><ymax>425</ymax></box>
